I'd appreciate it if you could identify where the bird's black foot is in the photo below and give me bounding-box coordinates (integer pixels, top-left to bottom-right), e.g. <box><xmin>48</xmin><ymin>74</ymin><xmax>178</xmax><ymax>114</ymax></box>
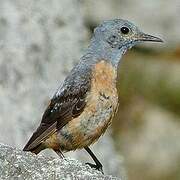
<box><xmin>55</xmin><ymin>150</ymin><xmax>65</xmax><ymax>159</ymax></box>
<box><xmin>86</xmin><ymin>162</ymin><xmax>104</xmax><ymax>174</ymax></box>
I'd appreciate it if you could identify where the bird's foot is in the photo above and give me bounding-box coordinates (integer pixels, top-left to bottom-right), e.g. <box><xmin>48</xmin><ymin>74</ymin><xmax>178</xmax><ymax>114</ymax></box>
<box><xmin>55</xmin><ymin>150</ymin><xmax>65</xmax><ymax>159</ymax></box>
<box><xmin>85</xmin><ymin>162</ymin><xmax>104</xmax><ymax>174</ymax></box>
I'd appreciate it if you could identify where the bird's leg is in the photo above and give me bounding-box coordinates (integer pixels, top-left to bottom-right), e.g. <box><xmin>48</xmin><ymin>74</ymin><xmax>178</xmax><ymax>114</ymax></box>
<box><xmin>55</xmin><ymin>149</ymin><xmax>65</xmax><ymax>159</ymax></box>
<box><xmin>84</xmin><ymin>147</ymin><xmax>103</xmax><ymax>174</ymax></box>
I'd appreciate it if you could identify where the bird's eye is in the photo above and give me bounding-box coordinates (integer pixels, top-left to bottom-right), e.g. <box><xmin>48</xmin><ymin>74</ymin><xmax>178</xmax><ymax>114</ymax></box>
<box><xmin>120</xmin><ymin>26</ymin><xmax>130</xmax><ymax>34</ymax></box>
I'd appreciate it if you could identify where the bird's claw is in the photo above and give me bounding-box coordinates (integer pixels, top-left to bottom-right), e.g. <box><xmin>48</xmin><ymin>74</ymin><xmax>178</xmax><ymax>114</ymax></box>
<box><xmin>85</xmin><ymin>162</ymin><xmax>104</xmax><ymax>174</ymax></box>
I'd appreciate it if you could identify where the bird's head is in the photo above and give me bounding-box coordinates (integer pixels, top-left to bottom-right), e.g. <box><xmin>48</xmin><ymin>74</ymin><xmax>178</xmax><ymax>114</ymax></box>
<box><xmin>93</xmin><ymin>19</ymin><xmax>163</xmax><ymax>53</ymax></box>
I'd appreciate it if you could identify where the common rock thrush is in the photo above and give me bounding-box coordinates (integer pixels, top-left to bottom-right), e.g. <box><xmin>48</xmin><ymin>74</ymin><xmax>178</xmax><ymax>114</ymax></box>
<box><xmin>23</xmin><ymin>19</ymin><xmax>163</xmax><ymax>173</ymax></box>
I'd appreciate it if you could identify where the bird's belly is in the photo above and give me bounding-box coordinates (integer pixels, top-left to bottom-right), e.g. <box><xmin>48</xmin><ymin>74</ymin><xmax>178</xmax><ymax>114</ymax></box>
<box><xmin>57</xmin><ymin>92</ymin><xmax>118</xmax><ymax>151</ymax></box>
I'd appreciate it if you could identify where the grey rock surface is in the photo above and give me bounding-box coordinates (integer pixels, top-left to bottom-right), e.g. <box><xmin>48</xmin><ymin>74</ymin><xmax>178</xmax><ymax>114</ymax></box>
<box><xmin>0</xmin><ymin>143</ymin><xmax>120</xmax><ymax>180</ymax></box>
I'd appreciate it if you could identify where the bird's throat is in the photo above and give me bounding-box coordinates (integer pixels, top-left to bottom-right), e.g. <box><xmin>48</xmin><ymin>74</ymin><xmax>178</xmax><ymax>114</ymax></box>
<box><xmin>86</xmin><ymin>38</ymin><xmax>125</xmax><ymax>70</ymax></box>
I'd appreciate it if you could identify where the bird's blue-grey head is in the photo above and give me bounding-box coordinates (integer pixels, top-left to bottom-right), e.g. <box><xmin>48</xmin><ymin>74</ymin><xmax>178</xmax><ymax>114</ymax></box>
<box><xmin>86</xmin><ymin>19</ymin><xmax>163</xmax><ymax>68</ymax></box>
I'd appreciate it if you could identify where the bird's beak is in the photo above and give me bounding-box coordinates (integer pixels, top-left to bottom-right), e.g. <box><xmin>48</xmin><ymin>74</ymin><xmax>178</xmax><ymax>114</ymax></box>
<box><xmin>137</xmin><ymin>32</ymin><xmax>163</xmax><ymax>42</ymax></box>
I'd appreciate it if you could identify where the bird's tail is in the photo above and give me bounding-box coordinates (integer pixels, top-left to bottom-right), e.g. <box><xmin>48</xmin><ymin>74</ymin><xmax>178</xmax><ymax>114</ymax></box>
<box><xmin>23</xmin><ymin>143</ymin><xmax>46</xmax><ymax>155</ymax></box>
<box><xmin>23</xmin><ymin>122</ymin><xmax>57</xmax><ymax>154</ymax></box>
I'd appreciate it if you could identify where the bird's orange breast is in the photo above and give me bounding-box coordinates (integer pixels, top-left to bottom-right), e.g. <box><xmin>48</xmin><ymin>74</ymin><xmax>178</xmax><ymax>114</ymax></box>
<box><xmin>91</xmin><ymin>59</ymin><xmax>117</xmax><ymax>95</ymax></box>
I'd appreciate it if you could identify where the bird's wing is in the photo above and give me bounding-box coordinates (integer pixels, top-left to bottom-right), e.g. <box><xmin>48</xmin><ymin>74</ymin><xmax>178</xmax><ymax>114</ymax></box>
<box><xmin>23</xmin><ymin>72</ymin><xmax>91</xmax><ymax>151</ymax></box>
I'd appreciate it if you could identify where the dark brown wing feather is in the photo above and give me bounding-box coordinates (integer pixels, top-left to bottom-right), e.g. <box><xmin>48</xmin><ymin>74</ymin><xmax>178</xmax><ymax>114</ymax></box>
<box><xmin>23</xmin><ymin>73</ymin><xmax>91</xmax><ymax>152</ymax></box>
<box><xmin>23</xmin><ymin>122</ymin><xmax>57</xmax><ymax>151</ymax></box>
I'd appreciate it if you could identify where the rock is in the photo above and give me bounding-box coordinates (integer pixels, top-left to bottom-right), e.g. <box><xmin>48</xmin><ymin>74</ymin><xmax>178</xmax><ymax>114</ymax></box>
<box><xmin>0</xmin><ymin>143</ymin><xmax>120</xmax><ymax>179</ymax></box>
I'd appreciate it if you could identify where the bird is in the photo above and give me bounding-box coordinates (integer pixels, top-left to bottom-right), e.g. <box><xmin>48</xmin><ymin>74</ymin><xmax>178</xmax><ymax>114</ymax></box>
<box><xmin>23</xmin><ymin>19</ymin><xmax>163</xmax><ymax>173</ymax></box>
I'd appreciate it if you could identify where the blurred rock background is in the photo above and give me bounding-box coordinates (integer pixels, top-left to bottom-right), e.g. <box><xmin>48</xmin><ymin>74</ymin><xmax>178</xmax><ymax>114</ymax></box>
<box><xmin>0</xmin><ymin>0</ymin><xmax>179</xmax><ymax>179</ymax></box>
